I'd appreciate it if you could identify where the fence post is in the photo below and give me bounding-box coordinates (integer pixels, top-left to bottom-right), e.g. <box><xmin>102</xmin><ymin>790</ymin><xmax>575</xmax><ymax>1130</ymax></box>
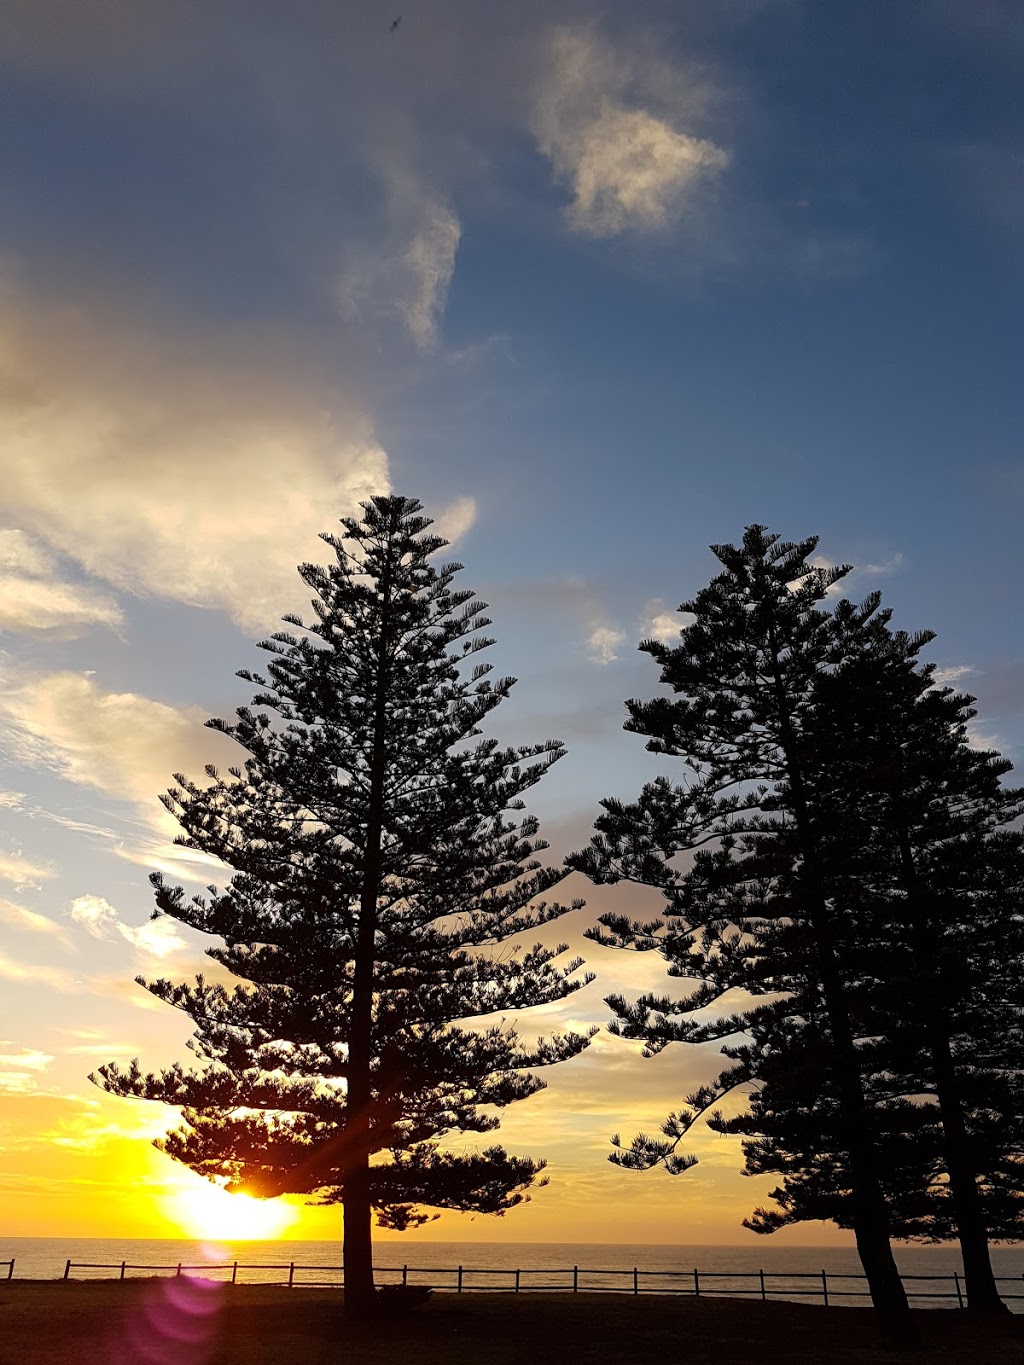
<box><xmin>954</xmin><ymin>1272</ymin><xmax>964</xmax><ymax>1310</ymax></box>
<box><xmin>402</xmin><ymin>1265</ymin><xmax>408</xmax><ymax>1288</ymax></box>
<box><xmin>63</xmin><ymin>1260</ymin><xmax>71</xmax><ymax>1281</ymax></box>
<box><xmin>232</xmin><ymin>1262</ymin><xmax>238</xmax><ymax>1285</ymax></box>
<box><xmin>176</xmin><ymin>1264</ymin><xmax>182</xmax><ymax>1278</ymax></box>
<box><xmin>288</xmin><ymin>1263</ymin><xmax>295</xmax><ymax>1289</ymax></box>
<box><xmin>8</xmin><ymin>1260</ymin><xmax>14</xmax><ymax>1282</ymax></box>
<box><xmin>573</xmin><ymin>1265</ymin><xmax>578</xmax><ymax>1294</ymax></box>
<box><xmin>633</xmin><ymin>1267</ymin><xmax>639</xmax><ymax>1296</ymax></box>
<box><xmin>821</xmin><ymin>1270</ymin><xmax>829</xmax><ymax>1307</ymax></box>
<box><xmin>759</xmin><ymin>1268</ymin><xmax>766</xmax><ymax>1302</ymax></box>
<box><xmin>693</xmin><ymin>1269</ymin><xmax>700</xmax><ymax>1297</ymax></box>
<box><xmin>457</xmin><ymin>1265</ymin><xmax>463</xmax><ymax>1294</ymax></box>
<box><xmin>515</xmin><ymin>1268</ymin><xmax>520</xmax><ymax>1294</ymax></box>
<box><xmin>120</xmin><ymin>1261</ymin><xmax>126</xmax><ymax>1282</ymax></box>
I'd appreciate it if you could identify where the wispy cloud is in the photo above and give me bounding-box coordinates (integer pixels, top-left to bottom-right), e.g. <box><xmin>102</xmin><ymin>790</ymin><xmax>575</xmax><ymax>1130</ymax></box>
<box><xmin>0</xmin><ymin>850</ymin><xmax>54</xmax><ymax>891</ymax></box>
<box><xmin>0</xmin><ymin>896</ymin><xmax>73</xmax><ymax>948</ymax></box>
<box><xmin>337</xmin><ymin>192</ymin><xmax>461</xmax><ymax>352</ymax></box>
<box><xmin>0</xmin><ymin>528</ymin><xmax>123</xmax><ymax>636</ymax></box>
<box><xmin>403</xmin><ymin>201</ymin><xmax>462</xmax><ymax>350</ymax></box>
<box><xmin>0</xmin><ymin>950</ymin><xmax>79</xmax><ymax>992</ymax></box>
<box><xmin>932</xmin><ymin>664</ymin><xmax>978</xmax><ymax>686</ymax></box>
<box><xmin>534</xmin><ymin>27</ymin><xmax>728</xmax><ymax>237</ymax></box>
<box><xmin>0</xmin><ymin>1046</ymin><xmax>55</xmax><ymax>1073</ymax></box>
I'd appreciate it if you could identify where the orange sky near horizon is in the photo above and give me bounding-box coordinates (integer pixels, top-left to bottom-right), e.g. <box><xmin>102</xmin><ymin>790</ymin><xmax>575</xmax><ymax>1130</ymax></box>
<box><xmin>0</xmin><ymin>905</ymin><xmax>856</xmax><ymax>1250</ymax></box>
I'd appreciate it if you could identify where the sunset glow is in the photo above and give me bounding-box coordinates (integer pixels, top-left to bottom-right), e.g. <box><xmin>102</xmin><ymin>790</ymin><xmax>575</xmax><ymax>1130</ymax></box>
<box><xmin>158</xmin><ymin>1176</ymin><xmax>300</xmax><ymax>1242</ymax></box>
<box><xmin>1</xmin><ymin>1</ymin><xmax>1021</xmax><ymax>1255</ymax></box>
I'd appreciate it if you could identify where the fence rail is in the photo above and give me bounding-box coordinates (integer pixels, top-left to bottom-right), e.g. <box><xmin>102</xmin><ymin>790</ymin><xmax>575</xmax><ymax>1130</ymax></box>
<box><xmin>1</xmin><ymin>1258</ymin><xmax>1010</xmax><ymax>1308</ymax></box>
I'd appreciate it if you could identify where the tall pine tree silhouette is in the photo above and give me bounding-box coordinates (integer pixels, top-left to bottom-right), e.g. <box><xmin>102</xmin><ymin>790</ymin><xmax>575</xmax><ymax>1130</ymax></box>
<box><xmin>570</xmin><ymin>527</ymin><xmax>915</xmax><ymax>1342</ymax></box>
<box><xmin>802</xmin><ymin>607</ymin><xmax>1024</xmax><ymax>1310</ymax></box>
<box><xmin>96</xmin><ymin>496</ymin><xmax>593</xmax><ymax>1317</ymax></box>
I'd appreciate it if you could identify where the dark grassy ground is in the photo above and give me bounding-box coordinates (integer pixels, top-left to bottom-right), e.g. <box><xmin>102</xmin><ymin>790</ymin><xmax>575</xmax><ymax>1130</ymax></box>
<box><xmin>1</xmin><ymin>1283</ymin><xmax>1020</xmax><ymax>1364</ymax></box>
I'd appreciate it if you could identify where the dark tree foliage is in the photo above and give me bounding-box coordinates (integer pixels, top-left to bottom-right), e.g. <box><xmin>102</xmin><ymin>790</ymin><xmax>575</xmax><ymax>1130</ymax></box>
<box><xmin>572</xmin><ymin>525</ymin><xmax>1024</xmax><ymax>1324</ymax></box>
<box><xmin>95</xmin><ymin>496</ymin><xmax>594</xmax><ymax>1317</ymax></box>
<box><xmin>569</xmin><ymin>527</ymin><xmax>917</xmax><ymax>1338</ymax></box>
<box><xmin>768</xmin><ymin>613</ymin><xmax>1024</xmax><ymax>1310</ymax></box>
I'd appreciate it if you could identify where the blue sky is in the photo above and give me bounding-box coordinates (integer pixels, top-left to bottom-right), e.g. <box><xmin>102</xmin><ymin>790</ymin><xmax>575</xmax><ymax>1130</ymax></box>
<box><xmin>0</xmin><ymin>0</ymin><xmax>1021</xmax><ymax>1242</ymax></box>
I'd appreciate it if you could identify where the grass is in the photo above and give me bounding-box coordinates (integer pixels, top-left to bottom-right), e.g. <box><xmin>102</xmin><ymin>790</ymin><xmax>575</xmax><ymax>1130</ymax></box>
<box><xmin>1</xmin><ymin>1282</ymin><xmax>1021</xmax><ymax>1364</ymax></box>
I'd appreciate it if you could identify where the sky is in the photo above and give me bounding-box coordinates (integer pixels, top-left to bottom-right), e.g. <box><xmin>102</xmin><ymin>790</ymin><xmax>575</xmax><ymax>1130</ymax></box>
<box><xmin>1</xmin><ymin>0</ymin><xmax>1022</xmax><ymax>1248</ymax></box>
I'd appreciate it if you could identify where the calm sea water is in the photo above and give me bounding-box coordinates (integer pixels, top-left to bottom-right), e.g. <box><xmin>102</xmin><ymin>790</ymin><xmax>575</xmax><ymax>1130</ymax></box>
<box><xmin>2</xmin><ymin>1238</ymin><xmax>1022</xmax><ymax>1310</ymax></box>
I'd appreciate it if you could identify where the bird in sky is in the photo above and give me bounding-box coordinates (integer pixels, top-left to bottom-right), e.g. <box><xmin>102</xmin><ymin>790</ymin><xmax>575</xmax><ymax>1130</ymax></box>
<box><xmin>390</xmin><ymin>16</ymin><xmax>402</xmax><ymax>31</ymax></box>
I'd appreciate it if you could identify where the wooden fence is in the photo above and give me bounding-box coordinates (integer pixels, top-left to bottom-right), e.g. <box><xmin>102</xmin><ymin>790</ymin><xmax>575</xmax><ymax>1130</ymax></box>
<box><xmin>6</xmin><ymin>1258</ymin><xmax>1014</xmax><ymax>1308</ymax></box>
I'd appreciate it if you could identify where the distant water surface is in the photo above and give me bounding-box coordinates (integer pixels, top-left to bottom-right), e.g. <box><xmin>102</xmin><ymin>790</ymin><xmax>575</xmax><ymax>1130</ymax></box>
<box><xmin>3</xmin><ymin>1238</ymin><xmax>1021</xmax><ymax>1310</ymax></box>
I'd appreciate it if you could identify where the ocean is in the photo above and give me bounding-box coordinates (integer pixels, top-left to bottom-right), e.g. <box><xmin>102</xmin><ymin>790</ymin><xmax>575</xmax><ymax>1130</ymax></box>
<box><xmin>2</xmin><ymin>1238</ymin><xmax>1022</xmax><ymax>1310</ymax></box>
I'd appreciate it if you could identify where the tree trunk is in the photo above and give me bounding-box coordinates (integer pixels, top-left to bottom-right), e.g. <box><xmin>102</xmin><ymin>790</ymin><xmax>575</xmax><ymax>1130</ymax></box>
<box><xmin>929</xmin><ymin>1027</ymin><xmax>1008</xmax><ymax>1314</ymax></box>
<box><xmin>342</xmin><ymin>1156</ymin><xmax>375</xmax><ymax>1318</ymax></box>
<box><xmin>344</xmin><ymin>551</ymin><xmax>395</xmax><ymax>1319</ymax></box>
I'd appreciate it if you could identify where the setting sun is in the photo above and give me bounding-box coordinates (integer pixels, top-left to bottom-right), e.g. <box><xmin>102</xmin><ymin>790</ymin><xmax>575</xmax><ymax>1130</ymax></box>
<box><xmin>159</xmin><ymin>1175</ymin><xmax>300</xmax><ymax>1241</ymax></box>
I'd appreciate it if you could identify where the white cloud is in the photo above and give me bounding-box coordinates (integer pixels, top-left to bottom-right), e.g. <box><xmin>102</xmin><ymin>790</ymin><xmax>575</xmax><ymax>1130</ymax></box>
<box><xmin>68</xmin><ymin>893</ymin><xmax>119</xmax><ymax>938</ymax></box>
<box><xmin>0</xmin><ymin>670</ymin><xmax>236</xmax><ymax>812</ymax></box>
<box><xmin>0</xmin><ymin>528</ymin><xmax>123</xmax><ymax>635</ymax></box>
<box><xmin>534</xmin><ymin>27</ymin><xmax>728</xmax><ymax>237</ymax></box>
<box><xmin>932</xmin><ymin>665</ymin><xmax>978</xmax><ymax>686</ymax></box>
<box><xmin>587</xmin><ymin>624</ymin><xmax>626</xmax><ymax>666</ymax></box>
<box><xmin>69</xmin><ymin>891</ymin><xmax>187</xmax><ymax>958</ymax></box>
<box><xmin>0</xmin><ymin>1072</ymin><xmax>43</xmax><ymax>1095</ymax></box>
<box><xmin>0</xmin><ymin>278</ymin><xmax>390</xmax><ymax>633</ymax></box>
<box><xmin>966</xmin><ymin>724</ymin><xmax>1003</xmax><ymax>754</ymax></box>
<box><xmin>642</xmin><ymin>598</ymin><xmax>685</xmax><ymax>642</ymax></box>
<box><xmin>0</xmin><ymin>1046</ymin><xmax>54</xmax><ymax>1072</ymax></box>
<box><xmin>432</xmin><ymin>495</ymin><xmax>477</xmax><ymax>546</ymax></box>
<box><xmin>0</xmin><ymin>850</ymin><xmax>53</xmax><ymax>890</ymax></box>
<box><xmin>116</xmin><ymin>916</ymin><xmax>187</xmax><ymax>958</ymax></box>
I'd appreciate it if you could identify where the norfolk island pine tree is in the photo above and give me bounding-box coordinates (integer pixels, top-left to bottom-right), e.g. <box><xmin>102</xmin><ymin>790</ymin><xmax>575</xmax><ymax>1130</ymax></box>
<box><xmin>652</xmin><ymin>598</ymin><xmax>1023</xmax><ymax>1311</ymax></box>
<box><xmin>95</xmin><ymin>496</ymin><xmax>595</xmax><ymax>1319</ymax></box>
<box><xmin>568</xmin><ymin>528</ymin><xmax>918</xmax><ymax>1344</ymax></box>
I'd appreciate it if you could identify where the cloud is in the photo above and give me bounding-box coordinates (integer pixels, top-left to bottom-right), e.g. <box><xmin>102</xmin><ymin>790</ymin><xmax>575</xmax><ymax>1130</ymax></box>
<box><xmin>0</xmin><ymin>670</ymin><xmax>237</xmax><ymax>812</ymax></box>
<box><xmin>642</xmin><ymin>598</ymin><xmax>686</xmax><ymax>643</ymax></box>
<box><xmin>0</xmin><ymin>851</ymin><xmax>54</xmax><ymax>890</ymax></box>
<box><xmin>69</xmin><ymin>891</ymin><xmax>187</xmax><ymax>958</ymax></box>
<box><xmin>0</xmin><ymin>277</ymin><xmax>390</xmax><ymax>632</ymax></box>
<box><xmin>0</xmin><ymin>950</ymin><xmax>79</xmax><ymax>992</ymax></box>
<box><xmin>116</xmin><ymin>916</ymin><xmax>187</xmax><ymax>958</ymax></box>
<box><xmin>587</xmin><ymin>624</ymin><xmax>626</xmax><ymax>666</ymax></box>
<box><xmin>0</xmin><ymin>1046</ymin><xmax>54</xmax><ymax>1073</ymax></box>
<box><xmin>0</xmin><ymin>896</ymin><xmax>73</xmax><ymax>947</ymax></box>
<box><xmin>534</xmin><ymin>27</ymin><xmax>729</xmax><ymax>237</ymax></box>
<box><xmin>68</xmin><ymin>893</ymin><xmax>119</xmax><ymax>939</ymax></box>
<box><xmin>932</xmin><ymin>665</ymin><xmax>978</xmax><ymax>686</ymax></box>
<box><xmin>432</xmin><ymin>496</ymin><xmax>477</xmax><ymax>546</ymax></box>
<box><xmin>403</xmin><ymin>202</ymin><xmax>462</xmax><ymax>350</ymax></box>
<box><xmin>0</xmin><ymin>528</ymin><xmax>123</xmax><ymax>635</ymax></box>
<box><xmin>337</xmin><ymin>193</ymin><xmax>461</xmax><ymax>352</ymax></box>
